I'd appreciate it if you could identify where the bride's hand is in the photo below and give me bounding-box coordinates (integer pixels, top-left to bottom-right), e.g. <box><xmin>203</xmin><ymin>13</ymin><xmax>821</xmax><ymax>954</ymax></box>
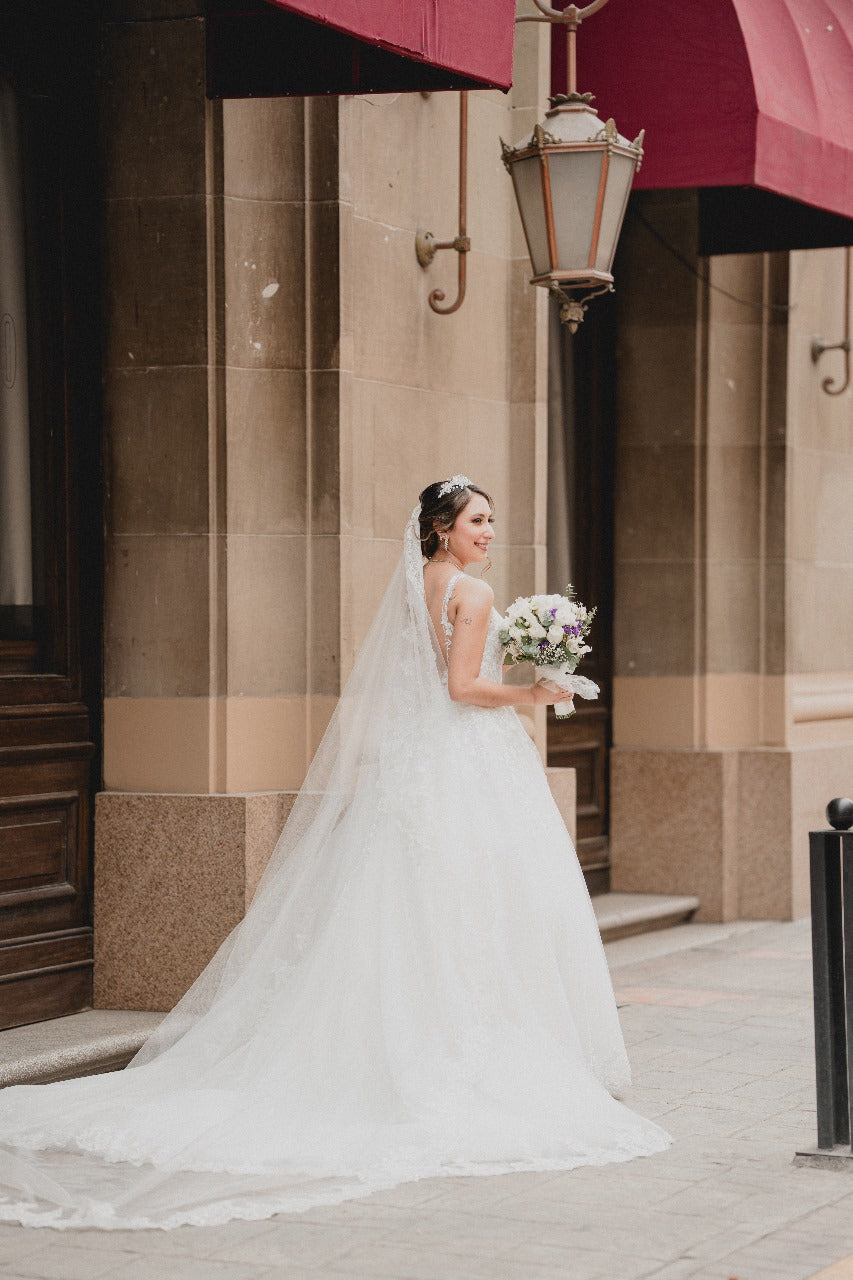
<box><xmin>531</xmin><ymin>681</ymin><xmax>573</xmax><ymax>706</ymax></box>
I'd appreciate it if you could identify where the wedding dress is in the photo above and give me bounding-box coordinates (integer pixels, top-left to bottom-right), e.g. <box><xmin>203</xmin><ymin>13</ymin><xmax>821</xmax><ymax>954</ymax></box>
<box><xmin>0</xmin><ymin>506</ymin><xmax>670</xmax><ymax>1230</ymax></box>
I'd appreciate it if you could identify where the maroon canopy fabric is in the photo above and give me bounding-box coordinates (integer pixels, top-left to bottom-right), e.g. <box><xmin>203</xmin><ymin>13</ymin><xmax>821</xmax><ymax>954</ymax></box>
<box><xmin>208</xmin><ymin>0</ymin><xmax>516</xmax><ymax>98</ymax></box>
<box><xmin>557</xmin><ymin>0</ymin><xmax>853</xmax><ymax>219</ymax></box>
<box><xmin>263</xmin><ymin>0</ymin><xmax>516</xmax><ymax>90</ymax></box>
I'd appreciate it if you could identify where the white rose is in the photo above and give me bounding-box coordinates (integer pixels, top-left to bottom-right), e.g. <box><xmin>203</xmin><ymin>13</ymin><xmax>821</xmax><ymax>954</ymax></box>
<box><xmin>508</xmin><ymin>625</ymin><xmax>523</xmax><ymax>642</ymax></box>
<box><xmin>528</xmin><ymin>620</ymin><xmax>547</xmax><ymax>640</ymax></box>
<box><xmin>547</xmin><ymin>623</ymin><xmax>564</xmax><ymax>645</ymax></box>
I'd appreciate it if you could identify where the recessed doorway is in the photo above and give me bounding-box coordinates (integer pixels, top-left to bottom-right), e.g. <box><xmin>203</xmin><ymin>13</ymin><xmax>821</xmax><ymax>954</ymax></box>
<box><xmin>546</xmin><ymin>294</ymin><xmax>616</xmax><ymax>895</ymax></box>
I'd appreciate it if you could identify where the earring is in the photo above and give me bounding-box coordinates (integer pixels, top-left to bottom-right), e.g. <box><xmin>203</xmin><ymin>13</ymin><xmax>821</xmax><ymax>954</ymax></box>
<box><xmin>441</xmin><ymin>534</ymin><xmax>449</xmax><ymax>552</ymax></box>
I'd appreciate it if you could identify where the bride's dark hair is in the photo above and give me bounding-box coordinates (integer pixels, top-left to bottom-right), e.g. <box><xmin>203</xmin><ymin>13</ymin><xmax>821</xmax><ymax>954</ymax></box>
<box><xmin>418</xmin><ymin>480</ymin><xmax>494</xmax><ymax>560</ymax></box>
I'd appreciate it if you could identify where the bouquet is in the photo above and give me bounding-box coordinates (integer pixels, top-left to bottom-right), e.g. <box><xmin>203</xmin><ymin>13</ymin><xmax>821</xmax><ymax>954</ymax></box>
<box><xmin>498</xmin><ymin>588</ymin><xmax>599</xmax><ymax>719</ymax></box>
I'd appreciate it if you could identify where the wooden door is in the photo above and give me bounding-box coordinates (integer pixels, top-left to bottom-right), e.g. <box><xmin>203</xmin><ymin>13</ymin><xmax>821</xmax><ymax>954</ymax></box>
<box><xmin>547</xmin><ymin>295</ymin><xmax>616</xmax><ymax>895</ymax></box>
<box><xmin>0</xmin><ymin>6</ymin><xmax>101</xmax><ymax>1029</ymax></box>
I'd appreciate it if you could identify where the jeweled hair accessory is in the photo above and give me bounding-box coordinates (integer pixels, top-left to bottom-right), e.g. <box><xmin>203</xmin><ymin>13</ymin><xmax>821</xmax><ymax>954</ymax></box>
<box><xmin>437</xmin><ymin>474</ymin><xmax>472</xmax><ymax>498</ymax></box>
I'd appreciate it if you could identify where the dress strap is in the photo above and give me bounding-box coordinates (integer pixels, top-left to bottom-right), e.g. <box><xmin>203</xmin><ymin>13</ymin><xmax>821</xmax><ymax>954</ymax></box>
<box><xmin>440</xmin><ymin>572</ymin><xmax>465</xmax><ymax>654</ymax></box>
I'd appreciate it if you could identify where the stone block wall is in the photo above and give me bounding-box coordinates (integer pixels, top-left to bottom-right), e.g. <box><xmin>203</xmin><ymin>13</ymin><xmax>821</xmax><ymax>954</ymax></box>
<box><xmin>609</xmin><ymin>193</ymin><xmax>853</xmax><ymax>920</ymax></box>
<box><xmin>93</xmin><ymin>3</ymin><xmax>555</xmax><ymax>1005</ymax></box>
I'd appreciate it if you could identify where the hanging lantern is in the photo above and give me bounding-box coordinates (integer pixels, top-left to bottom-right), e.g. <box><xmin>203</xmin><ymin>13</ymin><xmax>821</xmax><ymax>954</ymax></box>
<box><xmin>502</xmin><ymin>2</ymin><xmax>644</xmax><ymax>331</ymax></box>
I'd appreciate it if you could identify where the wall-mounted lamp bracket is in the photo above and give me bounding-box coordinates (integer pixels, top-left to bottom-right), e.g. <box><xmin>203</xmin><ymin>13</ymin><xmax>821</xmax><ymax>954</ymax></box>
<box><xmin>415</xmin><ymin>92</ymin><xmax>469</xmax><ymax>316</ymax></box>
<box><xmin>415</xmin><ymin>230</ymin><xmax>470</xmax><ymax>270</ymax></box>
<box><xmin>810</xmin><ymin>247</ymin><xmax>851</xmax><ymax>397</ymax></box>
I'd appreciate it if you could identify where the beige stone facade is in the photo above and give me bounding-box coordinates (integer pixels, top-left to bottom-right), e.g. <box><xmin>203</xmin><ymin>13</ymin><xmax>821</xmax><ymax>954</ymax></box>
<box><xmin>94</xmin><ymin>4</ymin><xmax>556</xmax><ymax>1005</ymax></box>
<box><xmin>90</xmin><ymin>3</ymin><xmax>851</xmax><ymax>1006</ymax></box>
<box><xmin>610</xmin><ymin>195</ymin><xmax>853</xmax><ymax>922</ymax></box>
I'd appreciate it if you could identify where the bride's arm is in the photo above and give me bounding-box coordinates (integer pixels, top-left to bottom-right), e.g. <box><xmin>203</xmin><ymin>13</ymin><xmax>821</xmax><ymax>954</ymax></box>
<box><xmin>446</xmin><ymin>580</ymin><xmax>563</xmax><ymax>709</ymax></box>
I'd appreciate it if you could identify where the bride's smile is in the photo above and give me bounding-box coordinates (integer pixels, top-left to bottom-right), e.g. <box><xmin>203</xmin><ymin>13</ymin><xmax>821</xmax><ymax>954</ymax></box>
<box><xmin>450</xmin><ymin>496</ymin><xmax>495</xmax><ymax>564</ymax></box>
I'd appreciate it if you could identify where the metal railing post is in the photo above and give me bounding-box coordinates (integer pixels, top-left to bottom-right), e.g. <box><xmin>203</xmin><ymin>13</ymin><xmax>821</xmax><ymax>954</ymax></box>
<box><xmin>842</xmin><ymin>831</ymin><xmax>853</xmax><ymax>1144</ymax></box>
<box><xmin>797</xmin><ymin>798</ymin><xmax>853</xmax><ymax>1168</ymax></box>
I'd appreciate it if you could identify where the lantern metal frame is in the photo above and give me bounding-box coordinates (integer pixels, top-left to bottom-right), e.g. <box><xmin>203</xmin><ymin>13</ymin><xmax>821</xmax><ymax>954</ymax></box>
<box><xmin>414</xmin><ymin>0</ymin><xmax>644</xmax><ymax>330</ymax></box>
<box><xmin>500</xmin><ymin>103</ymin><xmax>643</xmax><ymax>330</ymax></box>
<box><xmin>503</xmin><ymin>0</ymin><xmax>644</xmax><ymax>331</ymax></box>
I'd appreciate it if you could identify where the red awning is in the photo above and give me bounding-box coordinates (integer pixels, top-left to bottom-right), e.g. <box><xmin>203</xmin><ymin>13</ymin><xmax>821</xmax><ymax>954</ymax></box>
<box><xmin>557</xmin><ymin>0</ymin><xmax>853</xmax><ymax>221</ymax></box>
<box><xmin>208</xmin><ymin>0</ymin><xmax>516</xmax><ymax>98</ymax></box>
<box><xmin>265</xmin><ymin>0</ymin><xmax>515</xmax><ymax>90</ymax></box>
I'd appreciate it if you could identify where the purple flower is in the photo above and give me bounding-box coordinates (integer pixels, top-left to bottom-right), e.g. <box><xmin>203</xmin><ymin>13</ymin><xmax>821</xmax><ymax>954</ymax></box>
<box><xmin>549</xmin><ymin>608</ymin><xmax>557</xmax><ymax>618</ymax></box>
<box><xmin>563</xmin><ymin>625</ymin><xmax>571</xmax><ymax>633</ymax></box>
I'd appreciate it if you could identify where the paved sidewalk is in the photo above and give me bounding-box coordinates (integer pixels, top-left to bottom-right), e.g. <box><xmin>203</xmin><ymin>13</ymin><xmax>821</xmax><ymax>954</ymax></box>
<box><xmin>3</xmin><ymin>918</ymin><xmax>853</xmax><ymax>1280</ymax></box>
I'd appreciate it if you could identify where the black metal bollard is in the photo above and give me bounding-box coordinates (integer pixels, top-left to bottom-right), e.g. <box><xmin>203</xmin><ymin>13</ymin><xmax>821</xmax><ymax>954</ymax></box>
<box><xmin>796</xmin><ymin>798</ymin><xmax>853</xmax><ymax>1168</ymax></box>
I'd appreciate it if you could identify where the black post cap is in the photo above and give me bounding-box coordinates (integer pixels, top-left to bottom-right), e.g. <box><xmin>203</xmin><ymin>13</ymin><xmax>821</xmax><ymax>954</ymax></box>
<box><xmin>827</xmin><ymin>798</ymin><xmax>853</xmax><ymax>831</ymax></box>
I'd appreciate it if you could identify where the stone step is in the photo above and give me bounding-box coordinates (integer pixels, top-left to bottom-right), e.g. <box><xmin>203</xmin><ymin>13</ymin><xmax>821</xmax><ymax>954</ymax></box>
<box><xmin>593</xmin><ymin>891</ymin><xmax>700</xmax><ymax>942</ymax></box>
<box><xmin>0</xmin><ymin>1010</ymin><xmax>165</xmax><ymax>1088</ymax></box>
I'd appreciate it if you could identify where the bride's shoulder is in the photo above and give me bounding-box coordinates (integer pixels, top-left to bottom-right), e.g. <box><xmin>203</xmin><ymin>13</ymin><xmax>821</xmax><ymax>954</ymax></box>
<box><xmin>455</xmin><ymin>575</ymin><xmax>494</xmax><ymax>610</ymax></box>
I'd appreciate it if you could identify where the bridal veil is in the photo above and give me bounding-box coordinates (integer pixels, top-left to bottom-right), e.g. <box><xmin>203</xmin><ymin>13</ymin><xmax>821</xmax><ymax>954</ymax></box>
<box><xmin>0</xmin><ymin>505</ymin><xmax>670</xmax><ymax>1229</ymax></box>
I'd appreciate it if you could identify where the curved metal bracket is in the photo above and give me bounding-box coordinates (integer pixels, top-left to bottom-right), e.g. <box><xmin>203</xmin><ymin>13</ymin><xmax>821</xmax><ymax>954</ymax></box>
<box><xmin>515</xmin><ymin>0</ymin><xmax>612</xmax><ymax>94</ymax></box>
<box><xmin>415</xmin><ymin>93</ymin><xmax>469</xmax><ymax>316</ymax></box>
<box><xmin>811</xmin><ymin>247</ymin><xmax>851</xmax><ymax>397</ymax></box>
<box><xmin>517</xmin><ymin>0</ymin><xmax>611</xmax><ymax>22</ymax></box>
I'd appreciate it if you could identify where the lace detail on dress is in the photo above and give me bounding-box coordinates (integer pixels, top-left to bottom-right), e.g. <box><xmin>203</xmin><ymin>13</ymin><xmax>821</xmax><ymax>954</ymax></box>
<box><xmin>440</xmin><ymin>572</ymin><xmax>464</xmax><ymax>660</ymax></box>
<box><xmin>479</xmin><ymin>608</ymin><xmax>506</xmax><ymax>682</ymax></box>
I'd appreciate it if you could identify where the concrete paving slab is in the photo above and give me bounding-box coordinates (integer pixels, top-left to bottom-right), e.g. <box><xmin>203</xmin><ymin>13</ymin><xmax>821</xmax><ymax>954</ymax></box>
<box><xmin>3</xmin><ymin>918</ymin><xmax>853</xmax><ymax>1280</ymax></box>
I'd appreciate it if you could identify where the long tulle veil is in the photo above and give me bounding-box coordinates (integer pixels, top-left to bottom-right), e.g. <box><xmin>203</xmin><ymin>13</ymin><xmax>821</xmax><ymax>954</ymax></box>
<box><xmin>132</xmin><ymin>504</ymin><xmax>443</xmax><ymax>1067</ymax></box>
<box><xmin>0</xmin><ymin>503</ymin><xmax>672</xmax><ymax>1230</ymax></box>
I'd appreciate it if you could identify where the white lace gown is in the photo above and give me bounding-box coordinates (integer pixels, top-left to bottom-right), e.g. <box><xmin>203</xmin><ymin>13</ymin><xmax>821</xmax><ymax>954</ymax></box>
<box><xmin>0</xmin><ymin>566</ymin><xmax>670</xmax><ymax>1230</ymax></box>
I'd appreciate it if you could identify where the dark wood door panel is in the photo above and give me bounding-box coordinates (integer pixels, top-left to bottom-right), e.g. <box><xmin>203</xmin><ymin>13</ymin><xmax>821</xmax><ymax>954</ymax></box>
<box><xmin>0</xmin><ymin>963</ymin><xmax>93</xmax><ymax>1031</ymax></box>
<box><xmin>0</xmin><ymin>745</ymin><xmax>94</xmax><ymax>1028</ymax></box>
<box><xmin>0</xmin><ymin>927</ymin><xmax>91</xmax><ymax>979</ymax></box>
<box><xmin>0</xmin><ymin>7</ymin><xmax>101</xmax><ymax>1029</ymax></box>
<box><xmin>549</xmin><ymin>706</ymin><xmax>609</xmax><ymax>873</ymax></box>
<box><xmin>0</xmin><ymin>757</ymin><xmax>92</xmax><ymax>926</ymax></box>
<box><xmin>0</xmin><ymin>795</ymin><xmax>75</xmax><ymax>887</ymax></box>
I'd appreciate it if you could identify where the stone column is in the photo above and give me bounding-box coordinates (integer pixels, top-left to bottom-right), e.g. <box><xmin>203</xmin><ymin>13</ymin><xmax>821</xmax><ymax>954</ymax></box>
<box><xmin>94</xmin><ymin>7</ymin><xmax>558</xmax><ymax>1008</ymax></box>
<box><xmin>784</xmin><ymin>246</ymin><xmax>853</xmax><ymax>913</ymax></box>
<box><xmin>609</xmin><ymin>192</ymin><xmax>853</xmax><ymax>922</ymax></box>
<box><xmin>96</xmin><ymin>7</ymin><xmax>315</xmax><ymax>1007</ymax></box>
<box><xmin>334</xmin><ymin>16</ymin><xmax>551</xmax><ymax>745</ymax></box>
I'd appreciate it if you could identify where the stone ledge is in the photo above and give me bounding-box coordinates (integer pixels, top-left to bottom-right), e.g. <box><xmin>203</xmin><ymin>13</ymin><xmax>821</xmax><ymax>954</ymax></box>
<box><xmin>0</xmin><ymin>1010</ymin><xmax>165</xmax><ymax>1088</ymax></box>
<box><xmin>592</xmin><ymin>891</ymin><xmax>700</xmax><ymax>942</ymax></box>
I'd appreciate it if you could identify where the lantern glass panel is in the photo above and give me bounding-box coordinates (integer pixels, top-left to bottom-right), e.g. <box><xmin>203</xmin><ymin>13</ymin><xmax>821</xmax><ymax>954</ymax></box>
<box><xmin>511</xmin><ymin>155</ymin><xmax>551</xmax><ymax>277</ymax></box>
<box><xmin>595</xmin><ymin>152</ymin><xmax>637</xmax><ymax>273</ymax></box>
<box><xmin>547</xmin><ymin>149</ymin><xmax>603</xmax><ymax>272</ymax></box>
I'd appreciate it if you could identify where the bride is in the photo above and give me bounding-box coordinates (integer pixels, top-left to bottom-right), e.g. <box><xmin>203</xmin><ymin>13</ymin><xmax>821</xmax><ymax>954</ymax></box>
<box><xmin>0</xmin><ymin>477</ymin><xmax>670</xmax><ymax>1231</ymax></box>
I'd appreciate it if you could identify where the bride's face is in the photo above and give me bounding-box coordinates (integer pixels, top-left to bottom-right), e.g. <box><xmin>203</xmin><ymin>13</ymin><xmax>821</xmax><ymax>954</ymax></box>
<box><xmin>448</xmin><ymin>495</ymin><xmax>495</xmax><ymax>565</ymax></box>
